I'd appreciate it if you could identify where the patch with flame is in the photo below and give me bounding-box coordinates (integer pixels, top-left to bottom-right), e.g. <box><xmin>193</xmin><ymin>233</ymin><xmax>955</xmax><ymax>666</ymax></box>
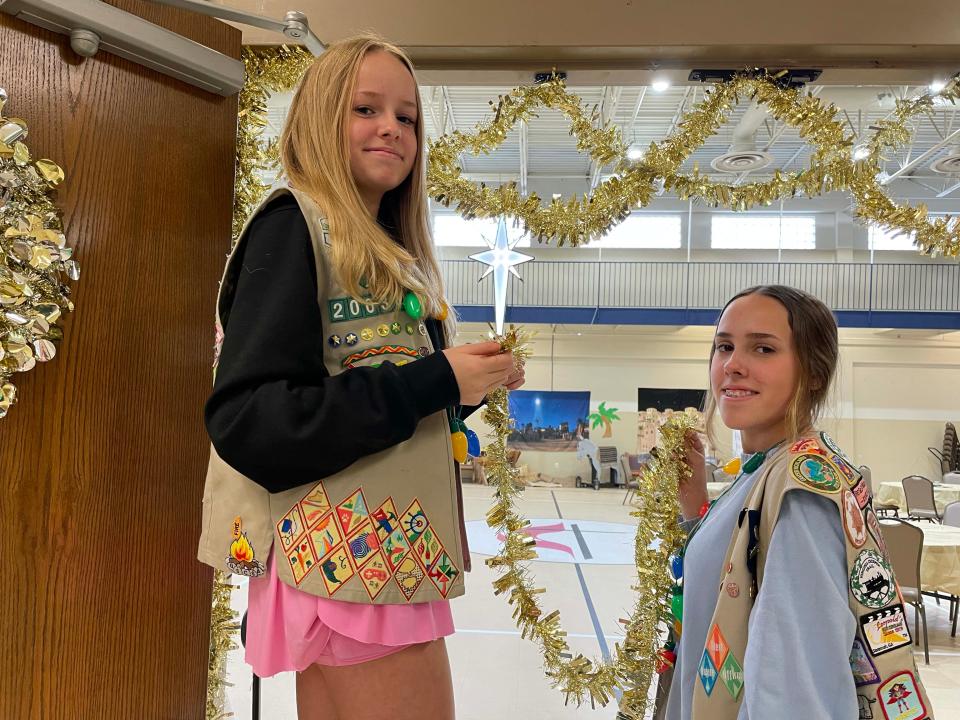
<box><xmin>225</xmin><ymin>516</ymin><xmax>265</xmax><ymax>577</ymax></box>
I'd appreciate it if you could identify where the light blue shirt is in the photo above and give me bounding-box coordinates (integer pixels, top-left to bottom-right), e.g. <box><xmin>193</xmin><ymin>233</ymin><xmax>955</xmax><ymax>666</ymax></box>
<box><xmin>664</xmin><ymin>453</ymin><xmax>858</xmax><ymax>720</ymax></box>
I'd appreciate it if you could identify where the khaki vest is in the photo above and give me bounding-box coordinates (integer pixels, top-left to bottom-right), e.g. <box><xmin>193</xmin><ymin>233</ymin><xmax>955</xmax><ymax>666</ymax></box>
<box><xmin>686</xmin><ymin>433</ymin><xmax>933</xmax><ymax>720</ymax></box>
<box><xmin>198</xmin><ymin>188</ymin><xmax>466</xmax><ymax>605</ymax></box>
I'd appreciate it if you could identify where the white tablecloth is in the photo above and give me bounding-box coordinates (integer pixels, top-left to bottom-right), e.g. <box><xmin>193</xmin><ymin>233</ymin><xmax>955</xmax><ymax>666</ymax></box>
<box><xmin>907</xmin><ymin>522</ymin><xmax>960</xmax><ymax>596</ymax></box>
<box><xmin>876</xmin><ymin>481</ymin><xmax>960</xmax><ymax>515</ymax></box>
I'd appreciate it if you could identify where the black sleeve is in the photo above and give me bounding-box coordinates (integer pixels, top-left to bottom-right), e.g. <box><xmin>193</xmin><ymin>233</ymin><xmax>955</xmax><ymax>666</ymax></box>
<box><xmin>204</xmin><ymin>196</ymin><xmax>460</xmax><ymax>492</ymax></box>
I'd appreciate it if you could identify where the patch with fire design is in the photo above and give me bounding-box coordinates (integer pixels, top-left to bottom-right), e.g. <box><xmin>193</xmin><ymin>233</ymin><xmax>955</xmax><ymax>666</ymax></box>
<box><xmin>225</xmin><ymin>516</ymin><xmax>266</xmax><ymax>577</ymax></box>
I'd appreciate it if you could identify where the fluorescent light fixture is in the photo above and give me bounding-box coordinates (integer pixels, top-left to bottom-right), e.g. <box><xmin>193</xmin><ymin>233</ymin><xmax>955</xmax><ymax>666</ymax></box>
<box><xmin>652</xmin><ymin>79</ymin><xmax>671</xmax><ymax>92</ymax></box>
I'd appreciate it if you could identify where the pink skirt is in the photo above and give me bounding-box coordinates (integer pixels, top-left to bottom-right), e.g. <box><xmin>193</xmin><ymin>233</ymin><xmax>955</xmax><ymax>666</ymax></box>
<box><xmin>245</xmin><ymin>548</ymin><xmax>455</xmax><ymax>677</ymax></box>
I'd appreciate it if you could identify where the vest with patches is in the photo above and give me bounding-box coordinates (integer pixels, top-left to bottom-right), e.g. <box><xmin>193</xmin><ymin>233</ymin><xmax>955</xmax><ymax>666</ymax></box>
<box><xmin>689</xmin><ymin>433</ymin><xmax>934</xmax><ymax>720</ymax></box>
<box><xmin>197</xmin><ymin>188</ymin><xmax>465</xmax><ymax>605</ymax></box>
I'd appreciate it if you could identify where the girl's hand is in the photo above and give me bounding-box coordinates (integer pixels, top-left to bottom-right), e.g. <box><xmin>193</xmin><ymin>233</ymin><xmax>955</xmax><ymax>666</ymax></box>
<box><xmin>504</xmin><ymin>365</ymin><xmax>525</xmax><ymax>391</ymax></box>
<box><xmin>442</xmin><ymin>341</ymin><xmax>515</xmax><ymax>406</ymax></box>
<box><xmin>679</xmin><ymin>430</ymin><xmax>709</xmax><ymax>521</ymax></box>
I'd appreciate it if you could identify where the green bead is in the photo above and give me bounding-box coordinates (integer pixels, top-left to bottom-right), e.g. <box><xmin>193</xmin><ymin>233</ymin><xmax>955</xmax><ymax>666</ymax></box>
<box><xmin>671</xmin><ymin>592</ymin><xmax>684</xmax><ymax>622</ymax></box>
<box><xmin>402</xmin><ymin>292</ymin><xmax>423</xmax><ymax>320</ymax></box>
<box><xmin>743</xmin><ymin>451</ymin><xmax>766</xmax><ymax>474</ymax></box>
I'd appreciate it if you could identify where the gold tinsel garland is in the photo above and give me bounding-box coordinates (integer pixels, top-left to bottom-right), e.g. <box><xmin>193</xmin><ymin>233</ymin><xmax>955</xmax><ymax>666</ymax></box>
<box><xmin>483</xmin><ymin>327</ymin><xmax>693</xmax><ymax>718</ymax></box>
<box><xmin>206</xmin><ymin>571</ymin><xmax>241</xmax><ymax>720</ymax></box>
<box><xmin>0</xmin><ymin>88</ymin><xmax>78</xmax><ymax>419</ymax></box>
<box><xmin>428</xmin><ymin>72</ymin><xmax>960</xmax><ymax>256</ymax></box>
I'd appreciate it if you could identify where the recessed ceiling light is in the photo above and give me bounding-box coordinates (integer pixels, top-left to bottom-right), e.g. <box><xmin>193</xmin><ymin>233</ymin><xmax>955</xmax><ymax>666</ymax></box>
<box><xmin>652</xmin><ymin>79</ymin><xmax>671</xmax><ymax>92</ymax></box>
<box><xmin>627</xmin><ymin>145</ymin><xmax>645</xmax><ymax>161</ymax></box>
<box><xmin>930</xmin><ymin>79</ymin><xmax>948</xmax><ymax>93</ymax></box>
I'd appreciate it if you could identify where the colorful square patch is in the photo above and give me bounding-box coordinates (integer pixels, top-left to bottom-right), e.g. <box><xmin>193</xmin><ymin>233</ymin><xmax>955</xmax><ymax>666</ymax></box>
<box><xmin>319</xmin><ymin>545</ymin><xmax>355</xmax><ymax>596</ymax></box>
<box><xmin>308</xmin><ymin>513</ymin><xmax>342</xmax><ymax>560</ymax></box>
<box><xmin>697</xmin><ymin>649</ymin><xmax>718</xmax><ymax>697</ymax></box>
<box><xmin>394</xmin><ymin>555</ymin><xmax>426</xmax><ymax>601</ymax></box>
<box><xmin>357</xmin><ymin>551</ymin><xmax>391</xmax><ymax>601</ymax></box>
<box><xmin>382</xmin><ymin>527</ymin><xmax>411</xmax><ymax>573</ymax></box>
<box><xmin>706</xmin><ymin>623</ymin><xmax>730</xmax><ymax>670</ymax></box>
<box><xmin>427</xmin><ymin>551</ymin><xmax>460</xmax><ymax>598</ymax></box>
<box><xmin>413</xmin><ymin>525</ymin><xmax>443</xmax><ymax>569</ymax></box>
<box><xmin>299</xmin><ymin>483</ymin><xmax>331</xmax><ymax>526</ymax></box>
<box><xmin>346</xmin><ymin>521</ymin><xmax>381</xmax><ymax>569</ymax></box>
<box><xmin>399</xmin><ymin>500</ymin><xmax>429</xmax><ymax>545</ymax></box>
<box><xmin>877</xmin><ymin>671</ymin><xmax>927</xmax><ymax>720</ymax></box>
<box><xmin>850</xmin><ymin>637</ymin><xmax>881</xmax><ymax>686</ymax></box>
<box><xmin>286</xmin><ymin>539</ymin><xmax>317</xmax><ymax>585</ymax></box>
<box><xmin>336</xmin><ymin>489</ymin><xmax>369</xmax><ymax>537</ymax></box>
<box><xmin>719</xmin><ymin>652</ymin><xmax>744</xmax><ymax>700</ymax></box>
<box><xmin>276</xmin><ymin>504</ymin><xmax>306</xmax><ymax>551</ymax></box>
<box><xmin>860</xmin><ymin>605</ymin><xmax>912</xmax><ymax>657</ymax></box>
<box><xmin>372</xmin><ymin>497</ymin><xmax>401</xmax><ymax>542</ymax></box>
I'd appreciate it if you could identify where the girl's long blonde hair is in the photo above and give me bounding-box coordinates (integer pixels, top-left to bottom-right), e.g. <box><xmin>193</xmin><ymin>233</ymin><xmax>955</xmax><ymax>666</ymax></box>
<box><xmin>279</xmin><ymin>34</ymin><xmax>455</xmax><ymax>339</ymax></box>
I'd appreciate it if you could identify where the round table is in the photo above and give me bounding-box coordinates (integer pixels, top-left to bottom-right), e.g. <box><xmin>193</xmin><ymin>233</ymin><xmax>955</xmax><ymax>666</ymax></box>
<box><xmin>907</xmin><ymin>521</ymin><xmax>960</xmax><ymax>596</ymax></box>
<box><xmin>876</xmin><ymin>481</ymin><xmax>960</xmax><ymax>515</ymax></box>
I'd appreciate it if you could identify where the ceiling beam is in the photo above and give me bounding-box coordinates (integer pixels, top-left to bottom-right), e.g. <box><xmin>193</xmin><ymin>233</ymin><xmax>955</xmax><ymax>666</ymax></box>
<box><xmin>519</xmin><ymin>120</ymin><xmax>528</xmax><ymax>195</ymax></box>
<box><xmin>589</xmin><ymin>86</ymin><xmax>622</xmax><ymax>190</ymax></box>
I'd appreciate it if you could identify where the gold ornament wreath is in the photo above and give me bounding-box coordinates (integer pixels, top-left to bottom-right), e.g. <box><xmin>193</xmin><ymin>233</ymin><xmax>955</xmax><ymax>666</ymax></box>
<box><xmin>0</xmin><ymin>88</ymin><xmax>78</xmax><ymax>419</ymax></box>
<box><xmin>482</xmin><ymin>327</ymin><xmax>695</xmax><ymax>718</ymax></box>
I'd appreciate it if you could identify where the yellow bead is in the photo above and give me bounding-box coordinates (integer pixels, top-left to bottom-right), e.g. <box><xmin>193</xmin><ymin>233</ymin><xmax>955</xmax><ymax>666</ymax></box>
<box><xmin>451</xmin><ymin>431</ymin><xmax>468</xmax><ymax>463</ymax></box>
<box><xmin>436</xmin><ymin>302</ymin><xmax>449</xmax><ymax>322</ymax></box>
<box><xmin>723</xmin><ymin>457</ymin><xmax>741</xmax><ymax>475</ymax></box>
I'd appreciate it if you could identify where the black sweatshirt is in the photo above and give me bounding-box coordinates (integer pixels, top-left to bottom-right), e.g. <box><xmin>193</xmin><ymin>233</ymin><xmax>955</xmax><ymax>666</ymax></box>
<box><xmin>204</xmin><ymin>194</ymin><xmax>470</xmax><ymax>493</ymax></box>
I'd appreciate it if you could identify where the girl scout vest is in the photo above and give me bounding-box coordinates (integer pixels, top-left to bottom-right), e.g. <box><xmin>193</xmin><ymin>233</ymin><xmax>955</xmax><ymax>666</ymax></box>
<box><xmin>197</xmin><ymin>187</ymin><xmax>466</xmax><ymax>605</ymax></box>
<box><xmin>689</xmin><ymin>433</ymin><xmax>933</xmax><ymax>720</ymax></box>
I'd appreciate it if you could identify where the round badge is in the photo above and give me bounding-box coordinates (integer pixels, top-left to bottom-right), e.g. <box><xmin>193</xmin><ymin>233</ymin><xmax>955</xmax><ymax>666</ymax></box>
<box><xmin>726</xmin><ymin>582</ymin><xmax>740</xmax><ymax>598</ymax></box>
<box><xmin>345</xmin><ymin>333</ymin><xmax>359</xmax><ymax>346</ymax></box>
<box><xmin>360</xmin><ymin>328</ymin><xmax>374</xmax><ymax>342</ymax></box>
<box><xmin>418</xmin><ymin>346</ymin><xmax>429</xmax><ymax>357</ymax></box>
<box><xmin>849</xmin><ymin>549</ymin><xmax>896</xmax><ymax>608</ymax></box>
<box><xmin>841</xmin><ymin>489</ymin><xmax>867</xmax><ymax>548</ymax></box>
<box><xmin>418</xmin><ymin>322</ymin><xmax>427</xmax><ymax>336</ymax></box>
<box><xmin>391</xmin><ymin>322</ymin><xmax>402</xmax><ymax>335</ymax></box>
<box><xmin>327</xmin><ymin>334</ymin><xmax>341</xmax><ymax>348</ymax></box>
<box><xmin>406</xmin><ymin>323</ymin><xmax>415</xmax><ymax>335</ymax></box>
<box><xmin>377</xmin><ymin>324</ymin><xmax>390</xmax><ymax>337</ymax></box>
<box><xmin>790</xmin><ymin>454</ymin><xmax>842</xmax><ymax>494</ymax></box>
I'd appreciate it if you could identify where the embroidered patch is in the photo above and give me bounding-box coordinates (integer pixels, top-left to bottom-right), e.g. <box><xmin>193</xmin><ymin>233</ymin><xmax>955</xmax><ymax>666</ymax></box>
<box><xmin>820</xmin><ymin>431</ymin><xmax>854</xmax><ymax>464</ymax></box>
<box><xmin>860</xmin><ymin>605</ymin><xmax>912</xmax><ymax>657</ymax></box>
<box><xmin>706</xmin><ymin>623</ymin><xmax>730</xmax><ymax>670</ymax></box>
<box><xmin>791</xmin><ymin>454</ymin><xmax>842</xmax><ymax>494</ymax></box>
<box><xmin>276</xmin><ymin>504</ymin><xmax>306</xmax><ymax>552</ymax></box>
<box><xmin>341</xmin><ymin>345</ymin><xmax>419</xmax><ymax>369</ymax></box>
<box><xmin>328</xmin><ymin>297</ymin><xmax>366</xmax><ymax>323</ymax></box>
<box><xmin>697</xmin><ymin>649</ymin><xmax>719</xmax><ymax>697</ymax></box>
<box><xmin>358</xmin><ymin>551</ymin><xmax>391</xmax><ymax>601</ymax></box>
<box><xmin>850</xmin><ymin>637</ymin><xmax>881</xmax><ymax>686</ymax></box>
<box><xmin>877</xmin><ymin>671</ymin><xmax>927</xmax><ymax>720</ymax></box>
<box><xmin>413</xmin><ymin>525</ymin><xmax>443</xmax><ymax>568</ymax></box>
<box><xmin>427</xmin><ymin>551</ymin><xmax>460</xmax><ymax>597</ymax></box>
<box><xmin>336</xmin><ymin>489</ymin><xmax>370</xmax><ymax>537</ymax></box>
<box><xmin>286</xmin><ymin>538</ymin><xmax>318</xmax><ymax>584</ymax></box>
<box><xmin>726</xmin><ymin>582</ymin><xmax>740</xmax><ymax>598</ymax></box>
<box><xmin>394</xmin><ymin>555</ymin><xmax>426</xmax><ymax>601</ymax></box>
<box><xmin>852</xmin><ymin>479</ymin><xmax>871</xmax><ymax>509</ymax></box>
<box><xmin>843</xmin><ymin>489</ymin><xmax>868</xmax><ymax>548</ymax></box>
<box><xmin>719</xmin><ymin>652</ymin><xmax>744</xmax><ymax>700</ymax></box>
<box><xmin>382</xmin><ymin>527</ymin><xmax>411</xmax><ymax>572</ymax></box>
<box><xmin>308</xmin><ymin>512</ymin><xmax>342</xmax><ymax>559</ymax></box>
<box><xmin>865</xmin><ymin>506</ymin><xmax>888</xmax><ymax>555</ymax></box>
<box><xmin>372</xmin><ymin>498</ymin><xmax>401</xmax><ymax>542</ymax></box>
<box><xmin>790</xmin><ymin>437</ymin><xmax>826</xmax><ymax>455</ymax></box>
<box><xmin>400</xmin><ymin>500</ymin><xmax>429</xmax><ymax>544</ymax></box>
<box><xmin>319</xmin><ymin>545</ymin><xmax>355</xmax><ymax>595</ymax></box>
<box><xmin>225</xmin><ymin>516</ymin><xmax>266</xmax><ymax>577</ymax></box>
<box><xmin>346</xmin><ymin>521</ymin><xmax>381</xmax><ymax>569</ymax></box>
<box><xmin>851</xmin><ymin>550</ymin><xmax>896</xmax><ymax>608</ymax></box>
<box><xmin>299</xmin><ymin>483</ymin><xmax>332</xmax><ymax>526</ymax></box>
<box><xmin>830</xmin><ymin>453</ymin><xmax>862</xmax><ymax>486</ymax></box>
<box><xmin>858</xmin><ymin>693</ymin><xmax>878</xmax><ymax>719</ymax></box>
